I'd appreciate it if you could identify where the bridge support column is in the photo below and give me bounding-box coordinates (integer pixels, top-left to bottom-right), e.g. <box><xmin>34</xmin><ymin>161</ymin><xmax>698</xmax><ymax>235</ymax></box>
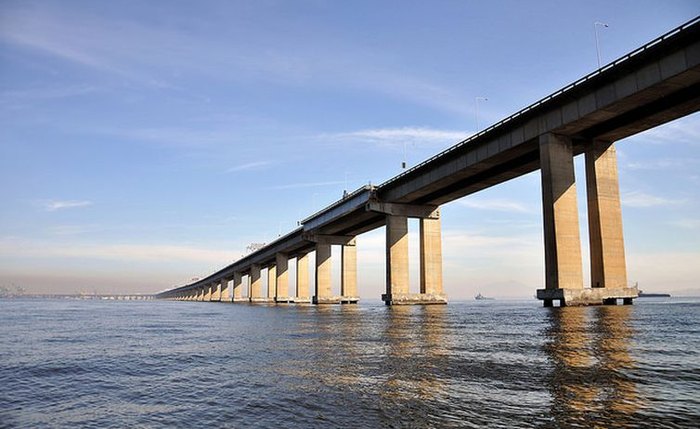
<box><xmin>267</xmin><ymin>265</ymin><xmax>277</xmax><ymax>302</ymax></box>
<box><xmin>198</xmin><ymin>287</ymin><xmax>205</xmax><ymax>301</ymax></box>
<box><xmin>250</xmin><ymin>264</ymin><xmax>267</xmax><ymax>303</ymax></box>
<box><xmin>275</xmin><ymin>253</ymin><xmax>293</xmax><ymax>303</ymax></box>
<box><xmin>419</xmin><ymin>215</ymin><xmax>447</xmax><ymax>303</ymax></box>
<box><xmin>220</xmin><ymin>278</ymin><xmax>230</xmax><ymax>302</ymax></box>
<box><xmin>204</xmin><ymin>284</ymin><xmax>213</xmax><ymax>301</ymax></box>
<box><xmin>340</xmin><ymin>239</ymin><xmax>359</xmax><ymax>304</ymax></box>
<box><xmin>585</xmin><ymin>140</ymin><xmax>638</xmax><ymax>304</ymax></box>
<box><xmin>211</xmin><ymin>281</ymin><xmax>221</xmax><ymax>302</ymax></box>
<box><xmin>232</xmin><ymin>272</ymin><xmax>245</xmax><ymax>302</ymax></box>
<box><xmin>295</xmin><ymin>252</ymin><xmax>311</xmax><ymax>303</ymax></box>
<box><xmin>314</xmin><ymin>244</ymin><xmax>339</xmax><ymax>304</ymax></box>
<box><xmin>536</xmin><ymin>133</ymin><xmax>583</xmax><ymax>306</ymax></box>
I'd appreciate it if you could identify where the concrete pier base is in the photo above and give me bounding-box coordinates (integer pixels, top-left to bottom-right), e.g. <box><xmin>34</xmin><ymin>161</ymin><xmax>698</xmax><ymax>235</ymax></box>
<box><xmin>293</xmin><ymin>296</ymin><xmax>312</xmax><ymax>303</ymax></box>
<box><xmin>382</xmin><ymin>293</ymin><xmax>448</xmax><ymax>305</ymax></box>
<box><xmin>250</xmin><ymin>297</ymin><xmax>275</xmax><ymax>303</ymax></box>
<box><xmin>312</xmin><ymin>295</ymin><xmax>342</xmax><ymax>304</ymax></box>
<box><xmin>537</xmin><ymin>286</ymin><xmax>638</xmax><ymax>306</ymax></box>
<box><xmin>275</xmin><ymin>296</ymin><xmax>294</xmax><ymax>303</ymax></box>
<box><xmin>340</xmin><ymin>296</ymin><xmax>359</xmax><ymax>304</ymax></box>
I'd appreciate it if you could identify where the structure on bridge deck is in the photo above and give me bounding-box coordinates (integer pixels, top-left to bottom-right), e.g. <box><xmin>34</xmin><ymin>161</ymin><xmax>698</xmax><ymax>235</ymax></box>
<box><xmin>157</xmin><ymin>17</ymin><xmax>700</xmax><ymax>307</ymax></box>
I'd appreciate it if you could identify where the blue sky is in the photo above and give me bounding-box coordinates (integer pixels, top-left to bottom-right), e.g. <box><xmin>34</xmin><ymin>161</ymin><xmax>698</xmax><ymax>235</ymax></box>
<box><xmin>1</xmin><ymin>1</ymin><xmax>699</xmax><ymax>297</ymax></box>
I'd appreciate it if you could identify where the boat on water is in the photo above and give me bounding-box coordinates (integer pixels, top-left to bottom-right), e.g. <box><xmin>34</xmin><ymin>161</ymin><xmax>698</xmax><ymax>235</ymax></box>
<box><xmin>638</xmin><ymin>290</ymin><xmax>671</xmax><ymax>298</ymax></box>
<box><xmin>475</xmin><ymin>293</ymin><xmax>494</xmax><ymax>300</ymax></box>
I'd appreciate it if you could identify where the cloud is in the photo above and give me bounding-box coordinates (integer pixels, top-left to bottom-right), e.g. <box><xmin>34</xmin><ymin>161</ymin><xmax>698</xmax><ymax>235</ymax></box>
<box><xmin>43</xmin><ymin>200</ymin><xmax>92</xmax><ymax>211</ymax></box>
<box><xmin>671</xmin><ymin>219</ymin><xmax>700</xmax><ymax>230</ymax></box>
<box><xmin>0</xmin><ymin>237</ymin><xmax>237</xmax><ymax>264</ymax></box>
<box><xmin>625</xmin><ymin>158</ymin><xmax>700</xmax><ymax>171</ymax></box>
<box><xmin>630</xmin><ymin>113</ymin><xmax>700</xmax><ymax>145</ymax></box>
<box><xmin>267</xmin><ymin>180</ymin><xmax>346</xmax><ymax>190</ymax></box>
<box><xmin>227</xmin><ymin>160</ymin><xmax>273</xmax><ymax>172</ymax></box>
<box><xmin>621</xmin><ymin>191</ymin><xmax>684</xmax><ymax>208</ymax></box>
<box><xmin>0</xmin><ymin>4</ymin><xmax>471</xmax><ymax>114</ymax></box>
<box><xmin>320</xmin><ymin>127</ymin><xmax>469</xmax><ymax>148</ymax></box>
<box><xmin>458</xmin><ymin>198</ymin><xmax>533</xmax><ymax>214</ymax></box>
<box><xmin>0</xmin><ymin>84</ymin><xmax>98</xmax><ymax>110</ymax></box>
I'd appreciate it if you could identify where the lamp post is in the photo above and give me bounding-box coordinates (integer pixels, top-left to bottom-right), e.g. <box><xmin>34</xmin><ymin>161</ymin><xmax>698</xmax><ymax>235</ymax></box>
<box><xmin>594</xmin><ymin>21</ymin><xmax>609</xmax><ymax>69</ymax></box>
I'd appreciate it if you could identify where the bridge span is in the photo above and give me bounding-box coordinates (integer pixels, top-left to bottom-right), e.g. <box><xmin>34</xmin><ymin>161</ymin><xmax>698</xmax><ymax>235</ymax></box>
<box><xmin>158</xmin><ymin>17</ymin><xmax>700</xmax><ymax>307</ymax></box>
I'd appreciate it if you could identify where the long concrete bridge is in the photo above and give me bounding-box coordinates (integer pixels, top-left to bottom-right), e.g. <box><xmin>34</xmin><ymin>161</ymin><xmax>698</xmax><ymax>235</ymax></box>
<box><xmin>158</xmin><ymin>17</ymin><xmax>700</xmax><ymax>307</ymax></box>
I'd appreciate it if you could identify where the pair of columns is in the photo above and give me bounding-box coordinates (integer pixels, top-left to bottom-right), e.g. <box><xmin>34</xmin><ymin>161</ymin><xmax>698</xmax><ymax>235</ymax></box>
<box><xmin>383</xmin><ymin>212</ymin><xmax>446</xmax><ymax>305</ymax></box>
<box><xmin>538</xmin><ymin>133</ymin><xmax>637</xmax><ymax>306</ymax></box>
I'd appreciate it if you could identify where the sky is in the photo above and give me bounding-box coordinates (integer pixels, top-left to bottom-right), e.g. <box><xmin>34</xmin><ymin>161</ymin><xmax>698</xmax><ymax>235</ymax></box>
<box><xmin>1</xmin><ymin>0</ymin><xmax>699</xmax><ymax>298</ymax></box>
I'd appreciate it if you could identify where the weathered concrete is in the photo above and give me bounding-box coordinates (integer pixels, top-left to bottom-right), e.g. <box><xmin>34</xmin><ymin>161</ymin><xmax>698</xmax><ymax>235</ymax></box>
<box><xmin>211</xmin><ymin>281</ymin><xmax>221</xmax><ymax>302</ymax></box>
<box><xmin>204</xmin><ymin>284</ymin><xmax>212</xmax><ymax>301</ymax></box>
<box><xmin>382</xmin><ymin>215</ymin><xmax>410</xmax><ymax>305</ymax></box>
<box><xmin>275</xmin><ymin>253</ymin><xmax>293</xmax><ymax>303</ymax></box>
<box><xmin>340</xmin><ymin>239</ymin><xmax>359</xmax><ymax>304</ymax></box>
<box><xmin>420</xmin><ymin>214</ymin><xmax>446</xmax><ymax>302</ymax></box>
<box><xmin>267</xmin><ymin>265</ymin><xmax>277</xmax><ymax>299</ymax></box>
<box><xmin>232</xmin><ymin>272</ymin><xmax>245</xmax><ymax>302</ymax></box>
<box><xmin>314</xmin><ymin>244</ymin><xmax>338</xmax><ymax>304</ymax></box>
<box><xmin>220</xmin><ymin>278</ymin><xmax>230</xmax><ymax>302</ymax></box>
<box><xmin>537</xmin><ymin>286</ymin><xmax>638</xmax><ymax>306</ymax></box>
<box><xmin>250</xmin><ymin>264</ymin><xmax>270</xmax><ymax>303</ymax></box>
<box><xmin>295</xmin><ymin>253</ymin><xmax>311</xmax><ymax>303</ymax></box>
<box><xmin>586</xmin><ymin>141</ymin><xmax>628</xmax><ymax>289</ymax></box>
<box><xmin>540</xmin><ymin>133</ymin><xmax>584</xmax><ymax>292</ymax></box>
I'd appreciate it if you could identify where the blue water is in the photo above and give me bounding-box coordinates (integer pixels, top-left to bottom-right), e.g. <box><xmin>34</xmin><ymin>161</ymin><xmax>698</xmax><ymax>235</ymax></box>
<box><xmin>1</xmin><ymin>298</ymin><xmax>699</xmax><ymax>428</ymax></box>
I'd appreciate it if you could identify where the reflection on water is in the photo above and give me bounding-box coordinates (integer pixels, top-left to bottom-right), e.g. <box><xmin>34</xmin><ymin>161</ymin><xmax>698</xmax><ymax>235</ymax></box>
<box><xmin>544</xmin><ymin>305</ymin><xmax>642</xmax><ymax>427</ymax></box>
<box><xmin>1</xmin><ymin>299</ymin><xmax>698</xmax><ymax>428</ymax></box>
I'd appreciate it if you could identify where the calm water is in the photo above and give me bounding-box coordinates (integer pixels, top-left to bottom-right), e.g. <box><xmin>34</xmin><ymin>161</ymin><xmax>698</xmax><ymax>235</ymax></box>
<box><xmin>1</xmin><ymin>298</ymin><xmax>698</xmax><ymax>428</ymax></box>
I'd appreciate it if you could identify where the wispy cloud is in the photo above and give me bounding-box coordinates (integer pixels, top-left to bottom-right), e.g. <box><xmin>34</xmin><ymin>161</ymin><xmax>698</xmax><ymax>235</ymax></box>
<box><xmin>320</xmin><ymin>127</ymin><xmax>469</xmax><ymax>148</ymax></box>
<box><xmin>621</xmin><ymin>191</ymin><xmax>684</xmax><ymax>208</ymax></box>
<box><xmin>631</xmin><ymin>113</ymin><xmax>700</xmax><ymax>145</ymax></box>
<box><xmin>0</xmin><ymin>238</ymin><xmax>237</xmax><ymax>264</ymax></box>
<box><xmin>458</xmin><ymin>198</ymin><xmax>533</xmax><ymax>214</ymax></box>
<box><xmin>625</xmin><ymin>158</ymin><xmax>699</xmax><ymax>171</ymax></box>
<box><xmin>227</xmin><ymin>160</ymin><xmax>273</xmax><ymax>172</ymax></box>
<box><xmin>43</xmin><ymin>200</ymin><xmax>92</xmax><ymax>212</ymax></box>
<box><xmin>0</xmin><ymin>84</ymin><xmax>99</xmax><ymax>110</ymax></box>
<box><xmin>267</xmin><ymin>180</ymin><xmax>345</xmax><ymax>190</ymax></box>
<box><xmin>0</xmin><ymin>5</ymin><xmax>471</xmax><ymax>115</ymax></box>
<box><xmin>671</xmin><ymin>219</ymin><xmax>700</xmax><ymax>230</ymax></box>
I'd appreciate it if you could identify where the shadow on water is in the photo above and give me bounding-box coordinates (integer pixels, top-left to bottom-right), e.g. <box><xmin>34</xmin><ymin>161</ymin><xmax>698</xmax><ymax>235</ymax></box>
<box><xmin>544</xmin><ymin>305</ymin><xmax>642</xmax><ymax>428</ymax></box>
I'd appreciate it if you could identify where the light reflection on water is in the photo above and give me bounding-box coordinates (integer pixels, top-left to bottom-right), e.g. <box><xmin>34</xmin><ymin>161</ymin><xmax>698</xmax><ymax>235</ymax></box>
<box><xmin>0</xmin><ymin>298</ymin><xmax>698</xmax><ymax>428</ymax></box>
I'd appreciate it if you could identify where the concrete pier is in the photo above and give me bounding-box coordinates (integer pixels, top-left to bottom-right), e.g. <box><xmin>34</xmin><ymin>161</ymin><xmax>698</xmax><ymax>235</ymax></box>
<box><xmin>267</xmin><ymin>265</ymin><xmax>277</xmax><ymax>301</ymax></box>
<box><xmin>537</xmin><ymin>133</ymin><xmax>584</xmax><ymax>307</ymax></box>
<box><xmin>418</xmin><ymin>215</ymin><xmax>448</xmax><ymax>304</ymax></box>
<box><xmin>340</xmin><ymin>239</ymin><xmax>359</xmax><ymax>303</ymax></box>
<box><xmin>275</xmin><ymin>253</ymin><xmax>293</xmax><ymax>303</ymax></box>
<box><xmin>232</xmin><ymin>272</ymin><xmax>245</xmax><ymax>302</ymax></box>
<box><xmin>220</xmin><ymin>278</ymin><xmax>230</xmax><ymax>302</ymax></box>
<box><xmin>383</xmin><ymin>215</ymin><xmax>409</xmax><ymax>305</ymax></box>
<box><xmin>314</xmin><ymin>244</ymin><xmax>340</xmax><ymax>304</ymax></box>
<box><xmin>295</xmin><ymin>252</ymin><xmax>311</xmax><ymax>303</ymax></box>
<box><xmin>586</xmin><ymin>141</ymin><xmax>630</xmax><ymax>290</ymax></box>
<box><xmin>250</xmin><ymin>264</ymin><xmax>269</xmax><ymax>303</ymax></box>
<box><xmin>211</xmin><ymin>281</ymin><xmax>221</xmax><ymax>302</ymax></box>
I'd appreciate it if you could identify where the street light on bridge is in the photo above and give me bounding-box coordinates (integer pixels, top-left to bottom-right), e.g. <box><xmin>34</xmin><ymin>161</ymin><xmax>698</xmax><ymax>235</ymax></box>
<box><xmin>594</xmin><ymin>21</ymin><xmax>609</xmax><ymax>69</ymax></box>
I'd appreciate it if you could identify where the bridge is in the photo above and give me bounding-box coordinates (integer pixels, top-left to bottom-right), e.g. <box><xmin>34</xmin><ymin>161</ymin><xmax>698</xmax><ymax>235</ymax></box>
<box><xmin>157</xmin><ymin>17</ymin><xmax>700</xmax><ymax>307</ymax></box>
